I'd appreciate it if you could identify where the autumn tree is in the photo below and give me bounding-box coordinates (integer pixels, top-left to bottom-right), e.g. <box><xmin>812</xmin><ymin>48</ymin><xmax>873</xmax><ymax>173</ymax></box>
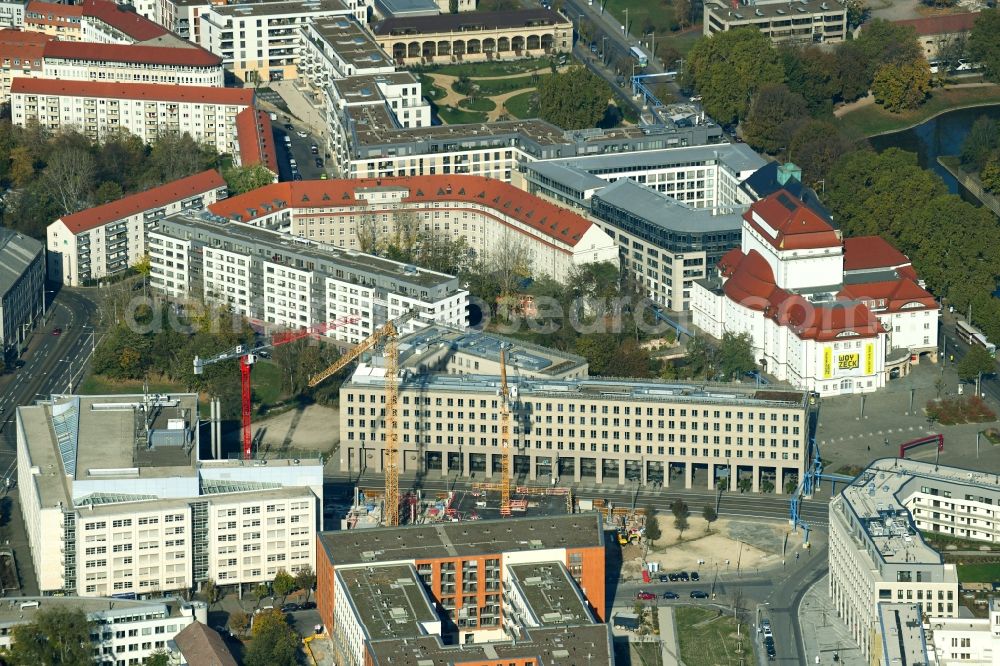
<box><xmin>225</xmin><ymin>163</ymin><xmax>275</xmax><ymax>194</ymax></box>
<box><xmin>245</xmin><ymin>610</ymin><xmax>299</xmax><ymax>666</ymax></box>
<box><xmin>295</xmin><ymin>566</ymin><xmax>316</xmax><ymax>603</ymax></box>
<box><xmin>742</xmin><ymin>83</ymin><xmax>807</xmax><ymax>154</ymax></box>
<box><xmin>702</xmin><ymin>505</ymin><xmax>718</xmax><ymax>532</ymax></box>
<box><xmin>229</xmin><ymin>610</ymin><xmax>250</xmax><ymax>637</ymax></box>
<box><xmin>644</xmin><ymin>505</ymin><xmax>661</xmax><ymax>542</ymax></box>
<box><xmin>3</xmin><ymin>607</ymin><xmax>93</xmax><ymax>666</ymax></box>
<box><xmin>272</xmin><ymin>569</ymin><xmax>297</xmax><ymax>603</ymax></box>
<box><xmin>871</xmin><ymin>60</ymin><xmax>931</xmax><ymax>112</ymax></box>
<box><xmin>788</xmin><ymin>119</ymin><xmax>852</xmax><ymax>184</ymax></box>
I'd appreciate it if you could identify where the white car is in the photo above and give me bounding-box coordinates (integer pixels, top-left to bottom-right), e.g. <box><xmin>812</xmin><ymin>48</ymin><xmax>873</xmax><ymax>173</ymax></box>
<box><xmin>296</xmin><ymin>130</ymin><xmax>308</xmax><ymax>138</ymax></box>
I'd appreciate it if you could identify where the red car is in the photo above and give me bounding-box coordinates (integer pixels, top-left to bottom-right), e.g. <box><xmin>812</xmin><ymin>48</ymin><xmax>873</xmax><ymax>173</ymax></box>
<box><xmin>51</xmin><ymin>328</ymin><xmax>62</xmax><ymax>336</ymax></box>
<box><xmin>636</xmin><ymin>591</ymin><xmax>656</xmax><ymax>601</ymax></box>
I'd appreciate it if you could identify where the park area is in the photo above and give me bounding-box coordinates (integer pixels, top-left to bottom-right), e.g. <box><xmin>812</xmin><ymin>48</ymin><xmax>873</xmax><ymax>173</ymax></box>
<box><xmin>675</xmin><ymin>606</ymin><xmax>750</xmax><ymax>666</ymax></box>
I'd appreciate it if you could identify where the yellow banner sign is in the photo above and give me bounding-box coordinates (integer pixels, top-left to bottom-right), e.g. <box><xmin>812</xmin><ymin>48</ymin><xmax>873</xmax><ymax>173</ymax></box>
<box><xmin>838</xmin><ymin>353</ymin><xmax>860</xmax><ymax>371</ymax></box>
<box><xmin>823</xmin><ymin>347</ymin><xmax>833</xmax><ymax>379</ymax></box>
<box><xmin>865</xmin><ymin>343</ymin><xmax>874</xmax><ymax>375</ymax></box>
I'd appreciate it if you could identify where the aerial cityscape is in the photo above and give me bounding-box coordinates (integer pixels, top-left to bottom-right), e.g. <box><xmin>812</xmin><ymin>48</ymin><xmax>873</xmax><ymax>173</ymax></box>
<box><xmin>0</xmin><ymin>0</ymin><xmax>997</xmax><ymax>663</ymax></box>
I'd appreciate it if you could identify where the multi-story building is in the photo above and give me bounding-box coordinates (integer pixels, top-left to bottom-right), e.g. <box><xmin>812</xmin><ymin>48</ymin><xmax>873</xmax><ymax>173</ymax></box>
<box><xmin>891</xmin><ymin>13</ymin><xmax>980</xmax><ymax>61</ymax></box>
<box><xmin>692</xmin><ymin>190</ymin><xmax>938</xmax><ymax>396</ymax></box>
<box><xmin>0</xmin><ymin>596</ymin><xmax>206</xmax><ymax>664</ymax></box>
<box><xmin>198</xmin><ymin>0</ymin><xmax>352</xmax><ymax>83</ymax></box>
<box><xmin>925</xmin><ymin>597</ymin><xmax>1000</xmax><ymax>665</ymax></box>
<box><xmin>0</xmin><ymin>0</ymin><xmax>25</xmax><ymax>29</ymax></box>
<box><xmin>521</xmin><ymin>142</ymin><xmax>767</xmax><ymax>311</ymax></box>
<box><xmin>340</xmin><ymin>357</ymin><xmax>811</xmax><ymax>490</ymax></box>
<box><xmin>234</xmin><ymin>107</ymin><xmax>280</xmax><ymax>174</ymax></box>
<box><xmin>148</xmin><ymin>212</ymin><xmax>468</xmax><ymax>344</ymax></box>
<box><xmin>154</xmin><ymin>0</ymin><xmax>209</xmax><ymax>44</ymax></box>
<box><xmin>828</xmin><ymin>458</ymin><xmax>1000</xmax><ymax>660</ymax></box>
<box><xmin>46</xmin><ymin>169</ymin><xmax>227</xmax><ymax>286</ymax></box>
<box><xmin>16</xmin><ymin>393</ymin><xmax>322</xmax><ymax>597</ymax></box>
<box><xmin>202</xmin><ymin>175</ymin><xmax>618</xmax><ymax>283</ymax></box>
<box><xmin>372</xmin><ymin>8</ymin><xmax>572</xmax><ymax>65</ymax></box>
<box><xmin>373</xmin><ymin>0</ymin><xmax>476</xmax><ymax>19</ymax></box>
<box><xmin>0</xmin><ymin>228</ymin><xmax>43</xmax><ymax>358</ymax></box>
<box><xmin>316</xmin><ymin>515</ymin><xmax>608</xmax><ymax>647</ymax></box>
<box><xmin>12</xmin><ymin>79</ymin><xmax>253</xmax><ymax>153</ymax></box>
<box><xmin>299</xmin><ymin>16</ymin><xmax>395</xmax><ymax>82</ymax></box>
<box><xmin>703</xmin><ymin>0</ymin><xmax>848</xmax><ymax>43</ymax></box>
<box><xmin>0</xmin><ymin>29</ymin><xmax>46</xmax><ymax>99</ymax></box>
<box><xmin>23</xmin><ymin>1</ymin><xmax>81</xmax><ymax>39</ymax></box>
<box><xmin>79</xmin><ymin>0</ymin><xmax>173</xmax><ymax>45</ymax></box>
<box><xmin>327</xmin><ymin>70</ymin><xmax>431</xmax><ymax>135</ymax></box>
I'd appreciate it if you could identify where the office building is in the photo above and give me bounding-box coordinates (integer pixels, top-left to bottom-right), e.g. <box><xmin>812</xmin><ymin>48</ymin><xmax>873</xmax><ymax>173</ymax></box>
<box><xmin>692</xmin><ymin>190</ymin><xmax>938</xmax><ymax>396</ymax></box>
<box><xmin>197</xmin><ymin>0</ymin><xmax>353</xmax><ymax>83</ymax></box>
<box><xmin>202</xmin><ymin>175</ymin><xmax>617</xmax><ymax>283</ymax></box>
<box><xmin>0</xmin><ymin>596</ymin><xmax>206</xmax><ymax>664</ymax></box>
<box><xmin>16</xmin><ymin>393</ymin><xmax>322</xmax><ymax>597</ymax></box>
<box><xmin>0</xmin><ymin>228</ymin><xmax>44</xmax><ymax>357</ymax></box>
<box><xmin>46</xmin><ymin>169</ymin><xmax>227</xmax><ymax>286</ymax></box>
<box><xmin>925</xmin><ymin>597</ymin><xmax>1000</xmax><ymax>665</ymax></box>
<box><xmin>371</xmin><ymin>8</ymin><xmax>571</xmax><ymax>65</ymax></box>
<box><xmin>828</xmin><ymin>458</ymin><xmax>1000</xmax><ymax>659</ymax></box>
<box><xmin>148</xmin><ymin>211</ymin><xmax>468</xmax><ymax>344</ymax></box>
<box><xmin>316</xmin><ymin>515</ymin><xmax>608</xmax><ymax>648</ymax></box>
<box><xmin>339</xmin><ymin>355</ymin><xmax>810</xmax><ymax>489</ymax></box>
<box><xmin>873</xmin><ymin>603</ymin><xmax>934</xmax><ymax>666</ymax></box>
<box><xmin>703</xmin><ymin>0</ymin><xmax>848</xmax><ymax>43</ymax></box>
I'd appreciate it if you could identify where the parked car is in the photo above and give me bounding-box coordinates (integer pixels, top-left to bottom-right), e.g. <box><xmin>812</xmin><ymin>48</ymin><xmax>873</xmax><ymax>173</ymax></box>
<box><xmin>676</xmin><ymin>572</ymin><xmax>690</xmax><ymax>582</ymax></box>
<box><xmin>657</xmin><ymin>574</ymin><xmax>670</xmax><ymax>583</ymax></box>
<box><xmin>315</xmin><ymin>158</ymin><xmax>324</xmax><ymax>168</ymax></box>
<box><xmin>296</xmin><ymin>130</ymin><xmax>308</xmax><ymax>138</ymax></box>
<box><xmin>661</xmin><ymin>591</ymin><xmax>679</xmax><ymax>599</ymax></box>
<box><xmin>689</xmin><ymin>590</ymin><xmax>709</xmax><ymax>599</ymax></box>
<box><xmin>667</xmin><ymin>573</ymin><xmax>679</xmax><ymax>582</ymax></box>
<box><xmin>285</xmin><ymin>123</ymin><xmax>294</xmax><ymax>131</ymax></box>
<box><xmin>281</xmin><ymin>603</ymin><xmax>300</xmax><ymax>613</ymax></box>
<box><xmin>690</xmin><ymin>571</ymin><xmax>700</xmax><ymax>581</ymax></box>
<box><xmin>310</xmin><ymin>144</ymin><xmax>319</xmax><ymax>154</ymax></box>
<box><xmin>636</xmin><ymin>591</ymin><xmax>656</xmax><ymax>601</ymax></box>
<box><xmin>300</xmin><ymin>601</ymin><xmax>316</xmax><ymax>610</ymax></box>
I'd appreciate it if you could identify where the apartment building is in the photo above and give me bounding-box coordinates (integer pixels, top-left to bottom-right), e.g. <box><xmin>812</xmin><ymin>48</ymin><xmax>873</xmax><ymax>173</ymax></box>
<box><xmin>372</xmin><ymin>8</ymin><xmax>572</xmax><ymax>65</ymax></box>
<box><xmin>148</xmin><ymin>212</ymin><xmax>468</xmax><ymax>345</ymax></box>
<box><xmin>0</xmin><ymin>29</ymin><xmax>46</xmax><ymax>100</ymax></box>
<box><xmin>80</xmin><ymin>0</ymin><xmax>171</xmax><ymax>44</ymax></box>
<box><xmin>12</xmin><ymin>79</ymin><xmax>253</xmax><ymax>153</ymax></box>
<box><xmin>0</xmin><ymin>596</ymin><xmax>205</xmax><ymax>664</ymax></box>
<box><xmin>16</xmin><ymin>393</ymin><xmax>322</xmax><ymax>598</ymax></box>
<box><xmin>198</xmin><ymin>0</ymin><xmax>352</xmax><ymax>83</ymax></box>
<box><xmin>23</xmin><ymin>0</ymin><xmax>81</xmax><ymax>39</ymax></box>
<box><xmin>202</xmin><ymin>175</ymin><xmax>618</xmax><ymax>284</ymax></box>
<box><xmin>0</xmin><ymin>0</ymin><xmax>25</xmax><ymax>29</ymax></box>
<box><xmin>925</xmin><ymin>597</ymin><xmax>1000</xmax><ymax>665</ymax></box>
<box><xmin>316</xmin><ymin>515</ymin><xmax>608</xmax><ymax>647</ymax></box>
<box><xmin>234</xmin><ymin>107</ymin><xmax>280</xmax><ymax>173</ymax></box>
<box><xmin>828</xmin><ymin>458</ymin><xmax>1000</xmax><ymax>660</ymax></box>
<box><xmin>0</xmin><ymin>228</ymin><xmax>43</xmax><ymax>358</ymax></box>
<box><xmin>340</xmin><ymin>360</ymin><xmax>810</xmax><ymax>490</ymax></box>
<box><xmin>300</xmin><ymin>16</ymin><xmax>395</xmax><ymax>82</ymax></box>
<box><xmin>703</xmin><ymin>0</ymin><xmax>848</xmax><ymax>43</ymax></box>
<box><xmin>154</xmin><ymin>0</ymin><xmax>210</xmax><ymax>44</ymax></box>
<box><xmin>46</xmin><ymin>169</ymin><xmax>227</xmax><ymax>286</ymax></box>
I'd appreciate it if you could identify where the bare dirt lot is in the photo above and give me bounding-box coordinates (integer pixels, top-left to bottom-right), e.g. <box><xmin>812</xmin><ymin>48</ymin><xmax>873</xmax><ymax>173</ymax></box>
<box><xmin>254</xmin><ymin>403</ymin><xmax>339</xmax><ymax>455</ymax></box>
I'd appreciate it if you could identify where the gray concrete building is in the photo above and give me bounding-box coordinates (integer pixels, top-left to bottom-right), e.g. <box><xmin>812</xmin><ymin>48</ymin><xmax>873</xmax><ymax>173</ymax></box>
<box><xmin>703</xmin><ymin>0</ymin><xmax>848</xmax><ymax>43</ymax></box>
<box><xmin>0</xmin><ymin>227</ymin><xmax>44</xmax><ymax>358</ymax></box>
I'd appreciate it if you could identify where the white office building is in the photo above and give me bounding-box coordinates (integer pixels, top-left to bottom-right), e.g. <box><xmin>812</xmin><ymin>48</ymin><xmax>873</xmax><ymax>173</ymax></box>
<box><xmin>0</xmin><ymin>228</ymin><xmax>44</xmax><ymax>357</ymax></box>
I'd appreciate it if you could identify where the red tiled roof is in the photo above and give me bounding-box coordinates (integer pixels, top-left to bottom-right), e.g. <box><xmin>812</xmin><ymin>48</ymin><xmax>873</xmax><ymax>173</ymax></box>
<box><xmin>43</xmin><ymin>40</ymin><xmax>222</xmax><ymax>66</ymax></box>
<box><xmin>722</xmin><ymin>249</ymin><xmax>778</xmax><ymax>309</ymax></box>
<box><xmin>0</xmin><ymin>29</ymin><xmax>52</xmax><ymax>67</ymax></box>
<box><xmin>57</xmin><ymin>170</ymin><xmax>225</xmax><ymax>234</ymax></box>
<box><xmin>82</xmin><ymin>0</ymin><xmax>168</xmax><ymax>41</ymax></box>
<box><xmin>842</xmin><ymin>235</ymin><xmax>910</xmax><ymax>272</ymax></box>
<box><xmin>0</xmin><ymin>28</ymin><xmax>52</xmax><ymax>44</ymax></box>
<box><xmin>11</xmin><ymin>78</ymin><xmax>253</xmax><ymax>105</ymax></box>
<box><xmin>744</xmin><ymin>190</ymin><xmax>841</xmax><ymax>251</ymax></box>
<box><xmin>235</xmin><ymin>108</ymin><xmax>279</xmax><ymax>174</ymax></box>
<box><xmin>25</xmin><ymin>1</ymin><xmax>83</xmax><ymax>23</ymax></box>
<box><xmin>893</xmin><ymin>12</ymin><xmax>979</xmax><ymax>36</ymax></box>
<box><xmin>839</xmin><ymin>278</ymin><xmax>937</xmax><ymax>314</ymax></box>
<box><xmin>209</xmin><ymin>175</ymin><xmax>595</xmax><ymax>248</ymax></box>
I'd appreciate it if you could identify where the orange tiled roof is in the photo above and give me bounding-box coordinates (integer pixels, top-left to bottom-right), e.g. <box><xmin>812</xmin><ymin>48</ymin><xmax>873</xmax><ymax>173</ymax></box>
<box><xmin>11</xmin><ymin>78</ymin><xmax>252</xmax><ymax>105</ymax></box>
<box><xmin>842</xmin><ymin>235</ymin><xmax>911</xmax><ymax>272</ymax></box>
<box><xmin>44</xmin><ymin>40</ymin><xmax>222</xmax><ymax>66</ymax></box>
<box><xmin>744</xmin><ymin>190</ymin><xmax>842</xmax><ymax>251</ymax></box>
<box><xmin>82</xmin><ymin>0</ymin><xmax>168</xmax><ymax>41</ymax></box>
<box><xmin>235</xmin><ymin>108</ymin><xmax>279</xmax><ymax>174</ymax></box>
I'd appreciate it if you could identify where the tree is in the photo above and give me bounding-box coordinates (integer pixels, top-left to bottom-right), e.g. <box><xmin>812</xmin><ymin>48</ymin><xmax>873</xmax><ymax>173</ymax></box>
<box><xmin>201</xmin><ymin>579</ymin><xmax>222</xmax><ymax>607</ymax></box>
<box><xmin>295</xmin><ymin>565</ymin><xmax>316</xmax><ymax>603</ymax></box>
<box><xmin>981</xmin><ymin>155</ymin><xmax>1000</xmax><ymax>193</ymax></box>
<box><xmin>272</xmin><ymin>569</ymin><xmax>297</xmax><ymax>603</ymax></box>
<box><xmin>871</xmin><ymin>60</ymin><xmax>931</xmax><ymax>112</ymax></box>
<box><xmin>537</xmin><ymin>66</ymin><xmax>612</xmax><ymax>129</ymax></box>
<box><xmin>702</xmin><ymin>505</ymin><xmax>717</xmax><ymax>532</ymax></box>
<box><xmin>145</xmin><ymin>132</ymin><xmax>216</xmax><ymax>184</ymax></box>
<box><xmin>957</xmin><ymin>345</ymin><xmax>996</xmax><ymax>382</ymax></box>
<box><xmin>788</xmin><ymin>119</ymin><xmax>852</xmax><ymax>184</ymax></box>
<box><xmin>969</xmin><ymin>9</ymin><xmax>1000</xmax><ymax>83</ymax></box>
<box><xmin>854</xmin><ymin>19</ymin><xmax>922</xmax><ymax>76</ymax></box>
<box><xmin>684</xmin><ymin>28</ymin><xmax>785</xmax><ymax>124</ymax></box>
<box><xmin>252</xmin><ymin>582</ymin><xmax>271</xmax><ymax>609</ymax></box>
<box><xmin>843</xmin><ymin>0</ymin><xmax>868</xmax><ymax>27</ymax></box>
<box><xmin>93</xmin><ymin>180</ymin><xmax>124</xmax><ymax>204</ymax></box>
<box><xmin>779</xmin><ymin>45</ymin><xmax>839</xmax><ymax>116</ymax></box>
<box><xmin>684</xmin><ymin>334</ymin><xmax>717</xmax><ymax>379</ymax></box>
<box><xmin>644</xmin><ymin>505</ymin><xmax>661</xmax><ymax>542</ymax></box>
<box><xmin>671</xmin><ymin>499</ymin><xmax>689</xmax><ymax>538</ymax></box>
<box><xmin>225</xmin><ymin>163</ymin><xmax>274</xmax><ymax>194</ymax></box>
<box><xmin>489</xmin><ymin>229</ymin><xmax>532</xmax><ymax>298</ymax></box>
<box><xmin>738</xmin><ymin>477</ymin><xmax>753</xmax><ymax>493</ymax></box>
<box><xmin>834</xmin><ymin>41</ymin><xmax>872</xmax><ymax>102</ymax></box>
<box><xmin>742</xmin><ymin>83</ymin><xmax>807</xmax><ymax>154</ymax></box>
<box><xmin>9</xmin><ymin>145</ymin><xmax>35</xmax><ymax>187</ymax></box>
<box><xmin>245</xmin><ymin>609</ymin><xmax>299</xmax><ymax>666</ymax></box>
<box><xmin>960</xmin><ymin>116</ymin><xmax>999</xmax><ymax>170</ymax></box>
<box><xmin>355</xmin><ymin>213</ymin><xmax>380</xmax><ymax>254</ymax></box>
<box><xmin>142</xmin><ymin>651</ymin><xmax>171</xmax><ymax>666</ymax></box>
<box><xmin>935</xmin><ymin>32</ymin><xmax>968</xmax><ymax>73</ymax></box>
<box><xmin>41</xmin><ymin>147</ymin><xmax>95</xmax><ymax>215</ymax></box>
<box><xmin>4</xmin><ymin>606</ymin><xmax>93</xmax><ymax>665</ymax></box>
<box><xmin>229</xmin><ymin>610</ymin><xmax>251</xmax><ymax>637</ymax></box>
<box><xmin>719</xmin><ymin>331</ymin><xmax>756</xmax><ymax>380</ymax></box>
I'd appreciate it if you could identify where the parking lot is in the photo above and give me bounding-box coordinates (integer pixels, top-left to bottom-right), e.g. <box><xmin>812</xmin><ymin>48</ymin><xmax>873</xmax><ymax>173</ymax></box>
<box><xmin>271</xmin><ymin>118</ymin><xmax>328</xmax><ymax>182</ymax></box>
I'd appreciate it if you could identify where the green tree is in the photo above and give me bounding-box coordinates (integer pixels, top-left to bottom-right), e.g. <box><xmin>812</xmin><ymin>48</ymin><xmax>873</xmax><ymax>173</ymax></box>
<box><xmin>245</xmin><ymin>609</ymin><xmax>299</xmax><ymax>666</ymax></box>
<box><xmin>854</xmin><ymin>19</ymin><xmax>922</xmax><ymax>76</ymax></box>
<box><xmin>93</xmin><ymin>180</ymin><xmax>124</xmax><ymax>204</ymax></box>
<box><xmin>719</xmin><ymin>331</ymin><xmax>756</xmax><ymax>380</ymax></box>
<box><xmin>670</xmin><ymin>499</ymin><xmax>689</xmax><ymax>538</ymax></box>
<box><xmin>957</xmin><ymin>345</ymin><xmax>996</xmax><ymax>382</ymax></box>
<box><xmin>145</xmin><ymin>133</ymin><xmax>217</xmax><ymax>184</ymax></box>
<box><xmin>142</xmin><ymin>651</ymin><xmax>171</xmax><ymax>666</ymax></box>
<box><xmin>4</xmin><ymin>606</ymin><xmax>93</xmax><ymax>666</ymax></box>
<box><xmin>788</xmin><ymin>119</ymin><xmax>852</xmax><ymax>184</ymax></box>
<box><xmin>644</xmin><ymin>505</ymin><xmax>661</xmax><ymax>542</ymax></box>
<box><xmin>201</xmin><ymin>579</ymin><xmax>222</xmax><ymax>608</ymax></box>
<box><xmin>230</xmin><ymin>610</ymin><xmax>250</xmax><ymax>637</ymax></box>
<box><xmin>684</xmin><ymin>27</ymin><xmax>784</xmax><ymax>124</ymax></box>
<box><xmin>871</xmin><ymin>60</ymin><xmax>931</xmax><ymax>112</ymax></box>
<box><xmin>9</xmin><ymin>145</ymin><xmax>35</xmax><ymax>186</ymax></box>
<box><xmin>272</xmin><ymin>569</ymin><xmax>297</xmax><ymax>603</ymax></box>
<box><xmin>969</xmin><ymin>9</ymin><xmax>1000</xmax><ymax>83</ymax></box>
<box><xmin>844</xmin><ymin>0</ymin><xmax>868</xmax><ymax>27</ymax></box>
<box><xmin>981</xmin><ymin>155</ymin><xmax>1000</xmax><ymax>193</ymax></box>
<box><xmin>225</xmin><ymin>163</ymin><xmax>274</xmax><ymax>194</ymax></box>
<box><xmin>684</xmin><ymin>334</ymin><xmax>717</xmax><ymax>379</ymax></box>
<box><xmin>834</xmin><ymin>41</ymin><xmax>872</xmax><ymax>102</ymax></box>
<box><xmin>742</xmin><ymin>83</ymin><xmax>807</xmax><ymax>154</ymax></box>
<box><xmin>252</xmin><ymin>583</ymin><xmax>271</xmax><ymax>609</ymax></box>
<box><xmin>536</xmin><ymin>66</ymin><xmax>612</xmax><ymax>129</ymax></box>
<box><xmin>295</xmin><ymin>565</ymin><xmax>316</xmax><ymax>603</ymax></box>
<box><xmin>960</xmin><ymin>116</ymin><xmax>999</xmax><ymax>170</ymax></box>
<box><xmin>702</xmin><ymin>505</ymin><xmax>717</xmax><ymax>532</ymax></box>
<box><xmin>780</xmin><ymin>45</ymin><xmax>839</xmax><ymax>116</ymax></box>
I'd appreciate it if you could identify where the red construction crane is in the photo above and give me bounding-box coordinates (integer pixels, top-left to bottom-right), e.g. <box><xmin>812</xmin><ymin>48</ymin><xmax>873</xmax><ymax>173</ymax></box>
<box><xmin>193</xmin><ymin>317</ymin><xmax>358</xmax><ymax>460</ymax></box>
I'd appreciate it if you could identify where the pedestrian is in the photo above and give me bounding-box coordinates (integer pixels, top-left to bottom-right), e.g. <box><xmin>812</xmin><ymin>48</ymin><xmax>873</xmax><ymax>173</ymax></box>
<box><xmin>867</xmin><ymin>445</ymin><xmax>870</xmax><ymax>451</ymax></box>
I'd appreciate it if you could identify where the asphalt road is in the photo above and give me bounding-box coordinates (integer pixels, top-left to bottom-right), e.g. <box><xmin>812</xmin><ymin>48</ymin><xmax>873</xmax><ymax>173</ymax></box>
<box><xmin>940</xmin><ymin>316</ymin><xmax>1000</xmax><ymax>404</ymax></box>
<box><xmin>272</xmin><ymin>120</ymin><xmax>327</xmax><ymax>182</ymax></box>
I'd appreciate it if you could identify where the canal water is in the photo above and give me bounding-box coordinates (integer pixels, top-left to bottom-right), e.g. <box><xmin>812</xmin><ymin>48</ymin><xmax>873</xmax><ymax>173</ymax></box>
<box><xmin>868</xmin><ymin>104</ymin><xmax>1000</xmax><ymax>194</ymax></box>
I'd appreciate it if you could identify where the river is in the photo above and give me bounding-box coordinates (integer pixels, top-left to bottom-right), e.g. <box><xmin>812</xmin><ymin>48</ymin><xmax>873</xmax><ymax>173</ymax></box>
<box><xmin>868</xmin><ymin>104</ymin><xmax>1000</xmax><ymax>194</ymax></box>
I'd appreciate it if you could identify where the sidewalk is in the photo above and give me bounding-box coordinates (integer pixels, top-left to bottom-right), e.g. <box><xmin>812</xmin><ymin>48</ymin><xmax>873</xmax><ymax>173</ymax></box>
<box><xmin>658</xmin><ymin>606</ymin><xmax>684</xmax><ymax>666</ymax></box>
<box><xmin>798</xmin><ymin>574</ymin><xmax>863</xmax><ymax>665</ymax></box>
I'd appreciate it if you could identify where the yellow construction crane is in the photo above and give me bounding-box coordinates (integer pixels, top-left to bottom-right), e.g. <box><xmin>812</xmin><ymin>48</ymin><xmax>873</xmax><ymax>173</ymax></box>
<box><xmin>308</xmin><ymin>310</ymin><xmax>418</xmax><ymax>527</ymax></box>
<box><xmin>499</xmin><ymin>345</ymin><xmax>511</xmax><ymax>517</ymax></box>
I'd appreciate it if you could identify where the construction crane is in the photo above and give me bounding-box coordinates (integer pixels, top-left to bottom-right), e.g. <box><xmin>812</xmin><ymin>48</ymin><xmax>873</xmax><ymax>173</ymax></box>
<box><xmin>193</xmin><ymin>317</ymin><xmax>358</xmax><ymax>460</ymax></box>
<box><xmin>308</xmin><ymin>310</ymin><xmax>419</xmax><ymax>526</ymax></box>
<box><xmin>499</xmin><ymin>345</ymin><xmax>512</xmax><ymax>516</ymax></box>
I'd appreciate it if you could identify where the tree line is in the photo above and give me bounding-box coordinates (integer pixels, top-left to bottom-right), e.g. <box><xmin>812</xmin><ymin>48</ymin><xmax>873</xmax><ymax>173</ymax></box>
<box><xmin>961</xmin><ymin>115</ymin><xmax>1000</xmax><ymax>194</ymax></box>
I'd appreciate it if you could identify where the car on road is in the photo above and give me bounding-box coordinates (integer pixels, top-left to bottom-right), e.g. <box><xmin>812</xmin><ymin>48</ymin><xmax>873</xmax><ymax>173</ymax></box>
<box><xmin>285</xmin><ymin>123</ymin><xmax>294</xmax><ymax>131</ymax></box>
<box><xmin>281</xmin><ymin>603</ymin><xmax>300</xmax><ymax>613</ymax></box>
<box><xmin>315</xmin><ymin>158</ymin><xmax>324</xmax><ymax>168</ymax></box>
<box><xmin>589</xmin><ymin>41</ymin><xmax>597</xmax><ymax>53</ymax></box>
<box><xmin>661</xmin><ymin>591</ymin><xmax>678</xmax><ymax>599</ymax></box>
<box><xmin>296</xmin><ymin>130</ymin><xmax>308</xmax><ymax>138</ymax></box>
<box><xmin>636</xmin><ymin>591</ymin><xmax>656</xmax><ymax>601</ymax></box>
<box><xmin>320</xmin><ymin>173</ymin><xmax>328</xmax><ymax>179</ymax></box>
<box><xmin>689</xmin><ymin>590</ymin><xmax>709</xmax><ymax>599</ymax></box>
<box><xmin>51</xmin><ymin>327</ymin><xmax>62</xmax><ymax>336</ymax></box>
<box><xmin>310</xmin><ymin>145</ymin><xmax>319</xmax><ymax>155</ymax></box>
<box><xmin>761</xmin><ymin>619</ymin><xmax>772</xmax><ymax>638</ymax></box>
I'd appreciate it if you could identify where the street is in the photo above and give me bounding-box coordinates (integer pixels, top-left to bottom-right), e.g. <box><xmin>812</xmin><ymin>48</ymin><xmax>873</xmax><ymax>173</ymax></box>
<box><xmin>272</xmin><ymin>119</ymin><xmax>327</xmax><ymax>182</ymax></box>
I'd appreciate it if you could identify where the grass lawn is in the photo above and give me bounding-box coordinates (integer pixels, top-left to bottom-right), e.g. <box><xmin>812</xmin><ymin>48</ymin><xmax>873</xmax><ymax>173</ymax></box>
<box><xmin>461</xmin><ymin>74</ymin><xmax>545</xmax><ymax>97</ymax></box>
<box><xmin>958</xmin><ymin>562</ymin><xmax>1000</xmax><ymax>583</ymax></box>
<box><xmin>436</xmin><ymin>104</ymin><xmax>488</xmax><ymax>124</ymax></box>
<box><xmin>428</xmin><ymin>56</ymin><xmax>552</xmax><ymax>78</ymax></box>
<box><xmin>251</xmin><ymin>361</ymin><xmax>286</xmax><ymax>407</ymax></box>
<box><xmin>78</xmin><ymin>374</ymin><xmax>185</xmax><ymax>395</ymax></box>
<box><xmin>458</xmin><ymin>97</ymin><xmax>497</xmax><ymax>112</ymax></box>
<box><xmin>631</xmin><ymin>639</ymin><xmax>663</xmax><ymax>666</ymax></box>
<box><xmin>417</xmin><ymin>73</ymin><xmax>446</xmax><ymax>100</ymax></box>
<box><xmin>504</xmin><ymin>90</ymin><xmax>538</xmax><ymax>119</ymax></box>
<box><xmin>675</xmin><ymin>606</ymin><xmax>750</xmax><ymax>666</ymax></box>
<box><xmin>837</xmin><ymin>85</ymin><xmax>1000</xmax><ymax>139</ymax></box>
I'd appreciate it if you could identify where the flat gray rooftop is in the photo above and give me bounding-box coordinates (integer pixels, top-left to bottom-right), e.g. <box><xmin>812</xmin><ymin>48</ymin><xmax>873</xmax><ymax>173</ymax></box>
<box><xmin>526</xmin><ymin>160</ymin><xmax>607</xmax><ymax>196</ymax></box>
<box><xmin>349</xmin><ymin>116</ymin><xmax>565</xmax><ymax>148</ymax></box>
<box><xmin>372</xmin><ymin>8</ymin><xmax>568</xmax><ymax>35</ymax></box>
<box><xmin>706</xmin><ymin>0</ymin><xmax>846</xmax><ymax>19</ymax></box>
<box><xmin>507</xmin><ymin>562</ymin><xmax>594</xmax><ymax>626</ymax></box>
<box><xmin>309</xmin><ymin>17</ymin><xmax>391</xmax><ymax>69</ymax></box>
<box><xmin>594</xmin><ymin>178</ymin><xmax>746</xmax><ymax>234</ymax></box>
<box><xmin>877</xmin><ymin>603</ymin><xmax>929</xmax><ymax>666</ymax></box>
<box><xmin>212</xmin><ymin>0</ymin><xmax>349</xmax><ymax>16</ymax></box>
<box><xmin>337</xmin><ymin>565</ymin><xmax>437</xmax><ymax>640</ymax></box>
<box><xmin>374</xmin><ymin>0</ymin><xmax>439</xmax><ymax>17</ymax></box>
<box><xmin>0</xmin><ymin>227</ymin><xmax>41</xmax><ymax>296</ymax></box>
<box><xmin>366</xmin><ymin>624</ymin><xmax>614</xmax><ymax>665</ymax></box>
<box><xmin>334</xmin><ymin>72</ymin><xmax>417</xmax><ymax>104</ymax></box>
<box><xmin>551</xmin><ymin>143</ymin><xmax>766</xmax><ymax>176</ymax></box>
<box><xmin>0</xmin><ymin>596</ymin><xmax>192</xmax><ymax>628</ymax></box>
<box><xmin>319</xmin><ymin>514</ymin><xmax>603</xmax><ymax>566</ymax></box>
